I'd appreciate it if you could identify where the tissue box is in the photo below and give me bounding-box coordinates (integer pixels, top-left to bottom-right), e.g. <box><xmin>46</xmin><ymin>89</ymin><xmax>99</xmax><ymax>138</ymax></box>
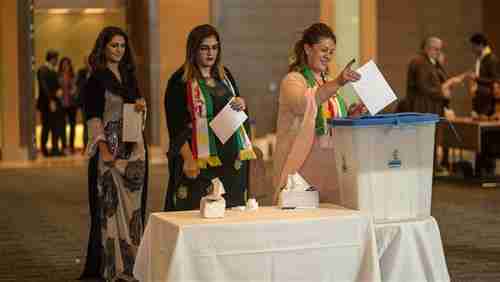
<box><xmin>246</xmin><ymin>198</ymin><xmax>259</xmax><ymax>211</ymax></box>
<box><xmin>279</xmin><ymin>190</ymin><xmax>319</xmax><ymax>208</ymax></box>
<box><xmin>200</xmin><ymin>197</ymin><xmax>226</xmax><ymax>218</ymax></box>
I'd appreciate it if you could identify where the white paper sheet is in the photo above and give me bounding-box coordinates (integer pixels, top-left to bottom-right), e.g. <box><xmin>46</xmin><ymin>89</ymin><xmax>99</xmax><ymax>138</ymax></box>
<box><xmin>350</xmin><ymin>60</ymin><xmax>397</xmax><ymax>115</ymax></box>
<box><xmin>209</xmin><ymin>97</ymin><xmax>248</xmax><ymax>144</ymax></box>
<box><xmin>122</xmin><ymin>103</ymin><xmax>143</xmax><ymax>142</ymax></box>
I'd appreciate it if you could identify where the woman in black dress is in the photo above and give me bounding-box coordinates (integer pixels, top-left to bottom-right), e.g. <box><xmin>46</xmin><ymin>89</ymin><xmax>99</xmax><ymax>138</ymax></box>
<box><xmin>80</xmin><ymin>26</ymin><xmax>148</xmax><ymax>282</ymax></box>
<box><xmin>164</xmin><ymin>24</ymin><xmax>255</xmax><ymax>211</ymax></box>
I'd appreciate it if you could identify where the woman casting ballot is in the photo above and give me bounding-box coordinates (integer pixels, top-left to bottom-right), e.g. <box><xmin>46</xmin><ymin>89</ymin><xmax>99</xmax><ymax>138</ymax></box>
<box><xmin>273</xmin><ymin>23</ymin><xmax>366</xmax><ymax>204</ymax></box>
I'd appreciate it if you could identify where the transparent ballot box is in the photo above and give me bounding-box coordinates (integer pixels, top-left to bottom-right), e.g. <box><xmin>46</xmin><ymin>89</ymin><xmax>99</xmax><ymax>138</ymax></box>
<box><xmin>330</xmin><ymin>113</ymin><xmax>439</xmax><ymax>222</ymax></box>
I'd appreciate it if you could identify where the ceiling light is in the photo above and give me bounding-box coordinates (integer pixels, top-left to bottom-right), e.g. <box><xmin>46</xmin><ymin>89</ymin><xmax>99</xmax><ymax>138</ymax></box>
<box><xmin>47</xmin><ymin>9</ymin><xmax>70</xmax><ymax>14</ymax></box>
<box><xmin>83</xmin><ymin>8</ymin><xmax>107</xmax><ymax>14</ymax></box>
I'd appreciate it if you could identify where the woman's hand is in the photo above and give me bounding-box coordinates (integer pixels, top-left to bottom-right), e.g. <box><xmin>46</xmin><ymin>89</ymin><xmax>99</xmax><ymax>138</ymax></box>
<box><xmin>183</xmin><ymin>157</ymin><xmax>200</xmax><ymax>179</ymax></box>
<box><xmin>230</xmin><ymin>97</ymin><xmax>246</xmax><ymax>111</ymax></box>
<box><xmin>180</xmin><ymin>143</ymin><xmax>199</xmax><ymax>179</ymax></box>
<box><xmin>348</xmin><ymin>102</ymin><xmax>368</xmax><ymax>117</ymax></box>
<box><xmin>336</xmin><ymin>59</ymin><xmax>361</xmax><ymax>86</ymax></box>
<box><xmin>135</xmin><ymin>98</ymin><xmax>147</xmax><ymax>112</ymax></box>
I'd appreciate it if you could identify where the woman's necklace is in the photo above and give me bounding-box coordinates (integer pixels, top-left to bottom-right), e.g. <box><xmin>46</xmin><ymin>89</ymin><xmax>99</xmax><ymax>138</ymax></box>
<box><xmin>204</xmin><ymin>76</ymin><xmax>216</xmax><ymax>87</ymax></box>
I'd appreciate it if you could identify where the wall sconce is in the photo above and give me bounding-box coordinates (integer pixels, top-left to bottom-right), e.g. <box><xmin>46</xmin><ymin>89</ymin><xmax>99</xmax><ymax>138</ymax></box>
<box><xmin>46</xmin><ymin>9</ymin><xmax>70</xmax><ymax>14</ymax></box>
<box><xmin>83</xmin><ymin>8</ymin><xmax>107</xmax><ymax>14</ymax></box>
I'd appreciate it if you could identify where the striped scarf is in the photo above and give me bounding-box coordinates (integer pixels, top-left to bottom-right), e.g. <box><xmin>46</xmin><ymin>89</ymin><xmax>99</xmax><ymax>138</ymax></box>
<box><xmin>186</xmin><ymin>77</ymin><xmax>256</xmax><ymax>169</ymax></box>
<box><xmin>301</xmin><ymin>66</ymin><xmax>347</xmax><ymax>135</ymax></box>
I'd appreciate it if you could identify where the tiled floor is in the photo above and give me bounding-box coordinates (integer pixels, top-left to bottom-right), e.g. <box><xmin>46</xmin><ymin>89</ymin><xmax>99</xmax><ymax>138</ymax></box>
<box><xmin>0</xmin><ymin>161</ymin><xmax>499</xmax><ymax>281</ymax></box>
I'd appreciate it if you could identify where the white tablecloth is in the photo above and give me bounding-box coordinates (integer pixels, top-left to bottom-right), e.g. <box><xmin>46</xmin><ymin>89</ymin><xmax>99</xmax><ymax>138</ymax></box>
<box><xmin>375</xmin><ymin>217</ymin><xmax>450</xmax><ymax>282</ymax></box>
<box><xmin>134</xmin><ymin>206</ymin><xmax>381</xmax><ymax>282</ymax></box>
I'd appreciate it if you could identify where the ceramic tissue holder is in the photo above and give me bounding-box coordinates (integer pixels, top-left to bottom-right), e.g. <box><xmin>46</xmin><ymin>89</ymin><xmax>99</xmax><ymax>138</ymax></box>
<box><xmin>200</xmin><ymin>178</ymin><xmax>226</xmax><ymax>218</ymax></box>
<box><xmin>279</xmin><ymin>173</ymin><xmax>319</xmax><ymax>209</ymax></box>
<box><xmin>246</xmin><ymin>198</ymin><xmax>259</xmax><ymax>211</ymax></box>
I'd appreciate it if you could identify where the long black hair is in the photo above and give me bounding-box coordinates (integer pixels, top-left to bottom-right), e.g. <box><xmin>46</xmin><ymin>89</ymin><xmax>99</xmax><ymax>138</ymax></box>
<box><xmin>470</xmin><ymin>33</ymin><xmax>489</xmax><ymax>47</ymax></box>
<box><xmin>58</xmin><ymin>57</ymin><xmax>74</xmax><ymax>77</ymax></box>
<box><xmin>89</xmin><ymin>26</ymin><xmax>141</xmax><ymax>101</ymax></box>
<box><xmin>89</xmin><ymin>26</ymin><xmax>136</xmax><ymax>74</ymax></box>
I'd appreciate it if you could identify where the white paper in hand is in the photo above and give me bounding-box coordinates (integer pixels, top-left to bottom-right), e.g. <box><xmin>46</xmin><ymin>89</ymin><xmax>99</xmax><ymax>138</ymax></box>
<box><xmin>122</xmin><ymin>103</ymin><xmax>143</xmax><ymax>142</ymax></box>
<box><xmin>209</xmin><ymin>97</ymin><xmax>247</xmax><ymax>144</ymax></box>
<box><xmin>350</xmin><ymin>60</ymin><xmax>397</xmax><ymax>115</ymax></box>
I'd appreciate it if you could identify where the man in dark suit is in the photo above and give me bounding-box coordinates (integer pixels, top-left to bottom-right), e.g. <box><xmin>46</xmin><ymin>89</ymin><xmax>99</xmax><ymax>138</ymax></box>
<box><xmin>406</xmin><ymin>36</ymin><xmax>450</xmax><ymax>173</ymax></box>
<box><xmin>407</xmin><ymin>36</ymin><xmax>449</xmax><ymax>115</ymax></box>
<box><xmin>469</xmin><ymin>33</ymin><xmax>500</xmax><ymax>176</ymax></box>
<box><xmin>37</xmin><ymin>50</ymin><xmax>59</xmax><ymax>156</ymax></box>
<box><xmin>470</xmin><ymin>33</ymin><xmax>499</xmax><ymax>118</ymax></box>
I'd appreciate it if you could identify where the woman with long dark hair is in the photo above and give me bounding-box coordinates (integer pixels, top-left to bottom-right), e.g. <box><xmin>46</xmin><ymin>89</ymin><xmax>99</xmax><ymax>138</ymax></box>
<box><xmin>80</xmin><ymin>26</ymin><xmax>148</xmax><ymax>282</ymax></box>
<box><xmin>273</xmin><ymin>23</ymin><xmax>365</xmax><ymax>204</ymax></box>
<box><xmin>163</xmin><ymin>24</ymin><xmax>255</xmax><ymax>211</ymax></box>
<box><xmin>57</xmin><ymin>57</ymin><xmax>78</xmax><ymax>153</ymax></box>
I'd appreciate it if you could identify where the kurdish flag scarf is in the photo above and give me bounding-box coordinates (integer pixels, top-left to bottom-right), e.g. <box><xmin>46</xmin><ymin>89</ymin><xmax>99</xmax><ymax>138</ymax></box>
<box><xmin>186</xmin><ymin>77</ymin><xmax>256</xmax><ymax>168</ymax></box>
<box><xmin>301</xmin><ymin>66</ymin><xmax>348</xmax><ymax>135</ymax></box>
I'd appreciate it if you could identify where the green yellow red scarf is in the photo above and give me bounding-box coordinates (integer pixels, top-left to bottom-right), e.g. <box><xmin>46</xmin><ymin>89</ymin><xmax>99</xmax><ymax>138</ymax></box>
<box><xmin>186</xmin><ymin>77</ymin><xmax>256</xmax><ymax>169</ymax></box>
<box><xmin>301</xmin><ymin>66</ymin><xmax>347</xmax><ymax>135</ymax></box>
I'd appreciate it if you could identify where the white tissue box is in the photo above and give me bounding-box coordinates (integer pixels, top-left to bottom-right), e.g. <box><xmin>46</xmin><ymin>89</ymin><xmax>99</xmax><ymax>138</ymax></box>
<box><xmin>279</xmin><ymin>190</ymin><xmax>319</xmax><ymax>209</ymax></box>
<box><xmin>200</xmin><ymin>197</ymin><xmax>226</xmax><ymax>218</ymax></box>
<box><xmin>246</xmin><ymin>198</ymin><xmax>259</xmax><ymax>211</ymax></box>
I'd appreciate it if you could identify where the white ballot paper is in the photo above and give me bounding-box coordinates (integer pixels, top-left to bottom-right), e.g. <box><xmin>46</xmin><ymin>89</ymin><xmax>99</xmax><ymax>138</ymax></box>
<box><xmin>122</xmin><ymin>103</ymin><xmax>143</xmax><ymax>142</ymax></box>
<box><xmin>209</xmin><ymin>97</ymin><xmax>248</xmax><ymax>144</ymax></box>
<box><xmin>350</xmin><ymin>60</ymin><xmax>397</xmax><ymax>115</ymax></box>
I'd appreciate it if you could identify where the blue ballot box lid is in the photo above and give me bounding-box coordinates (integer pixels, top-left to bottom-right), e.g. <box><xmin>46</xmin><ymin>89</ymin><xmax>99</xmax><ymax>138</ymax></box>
<box><xmin>329</xmin><ymin>112</ymin><xmax>440</xmax><ymax>127</ymax></box>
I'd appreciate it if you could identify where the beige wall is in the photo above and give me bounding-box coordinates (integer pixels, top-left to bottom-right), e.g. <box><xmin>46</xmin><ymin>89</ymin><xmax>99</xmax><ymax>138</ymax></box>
<box><xmin>484</xmin><ymin>0</ymin><xmax>500</xmax><ymax>52</ymax></box>
<box><xmin>0</xmin><ymin>2</ymin><xmax>3</xmax><ymax>150</ymax></box>
<box><xmin>158</xmin><ymin>0</ymin><xmax>210</xmax><ymax>150</ymax></box>
<box><xmin>360</xmin><ymin>0</ymin><xmax>377</xmax><ymax>64</ymax></box>
<box><xmin>320</xmin><ymin>0</ymin><xmax>377</xmax><ymax>105</ymax></box>
<box><xmin>215</xmin><ymin>0</ymin><xmax>320</xmax><ymax>137</ymax></box>
<box><xmin>378</xmin><ymin>0</ymin><xmax>482</xmax><ymax>115</ymax></box>
<box><xmin>1</xmin><ymin>0</ymin><xmax>487</xmax><ymax>160</ymax></box>
<box><xmin>34</xmin><ymin>0</ymin><xmax>125</xmax><ymax>9</ymax></box>
<box><xmin>34</xmin><ymin>11</ymin><xmax>126</xmax><ymax>74</ymax></box>
<box><xmin>320</xmin><ymin>0</ymin><xmax>337</xmax><ymax>75</ymax></box>
<box><xmin>0</xmin><ymin>1</ymin><xmax>26</xmax><ymax>160</ymax></box>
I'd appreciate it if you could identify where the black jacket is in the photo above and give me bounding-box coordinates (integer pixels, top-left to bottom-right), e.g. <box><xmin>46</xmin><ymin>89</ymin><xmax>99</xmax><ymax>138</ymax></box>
<box><xmin>474</xmin><ymin>53</ymin><xmax>500</xmax><ymax>115</ymax></box>
<box><xmin>36</xmin><ymin>65</ymin><xmax>59</xmax><ymax>112</ymax></box>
